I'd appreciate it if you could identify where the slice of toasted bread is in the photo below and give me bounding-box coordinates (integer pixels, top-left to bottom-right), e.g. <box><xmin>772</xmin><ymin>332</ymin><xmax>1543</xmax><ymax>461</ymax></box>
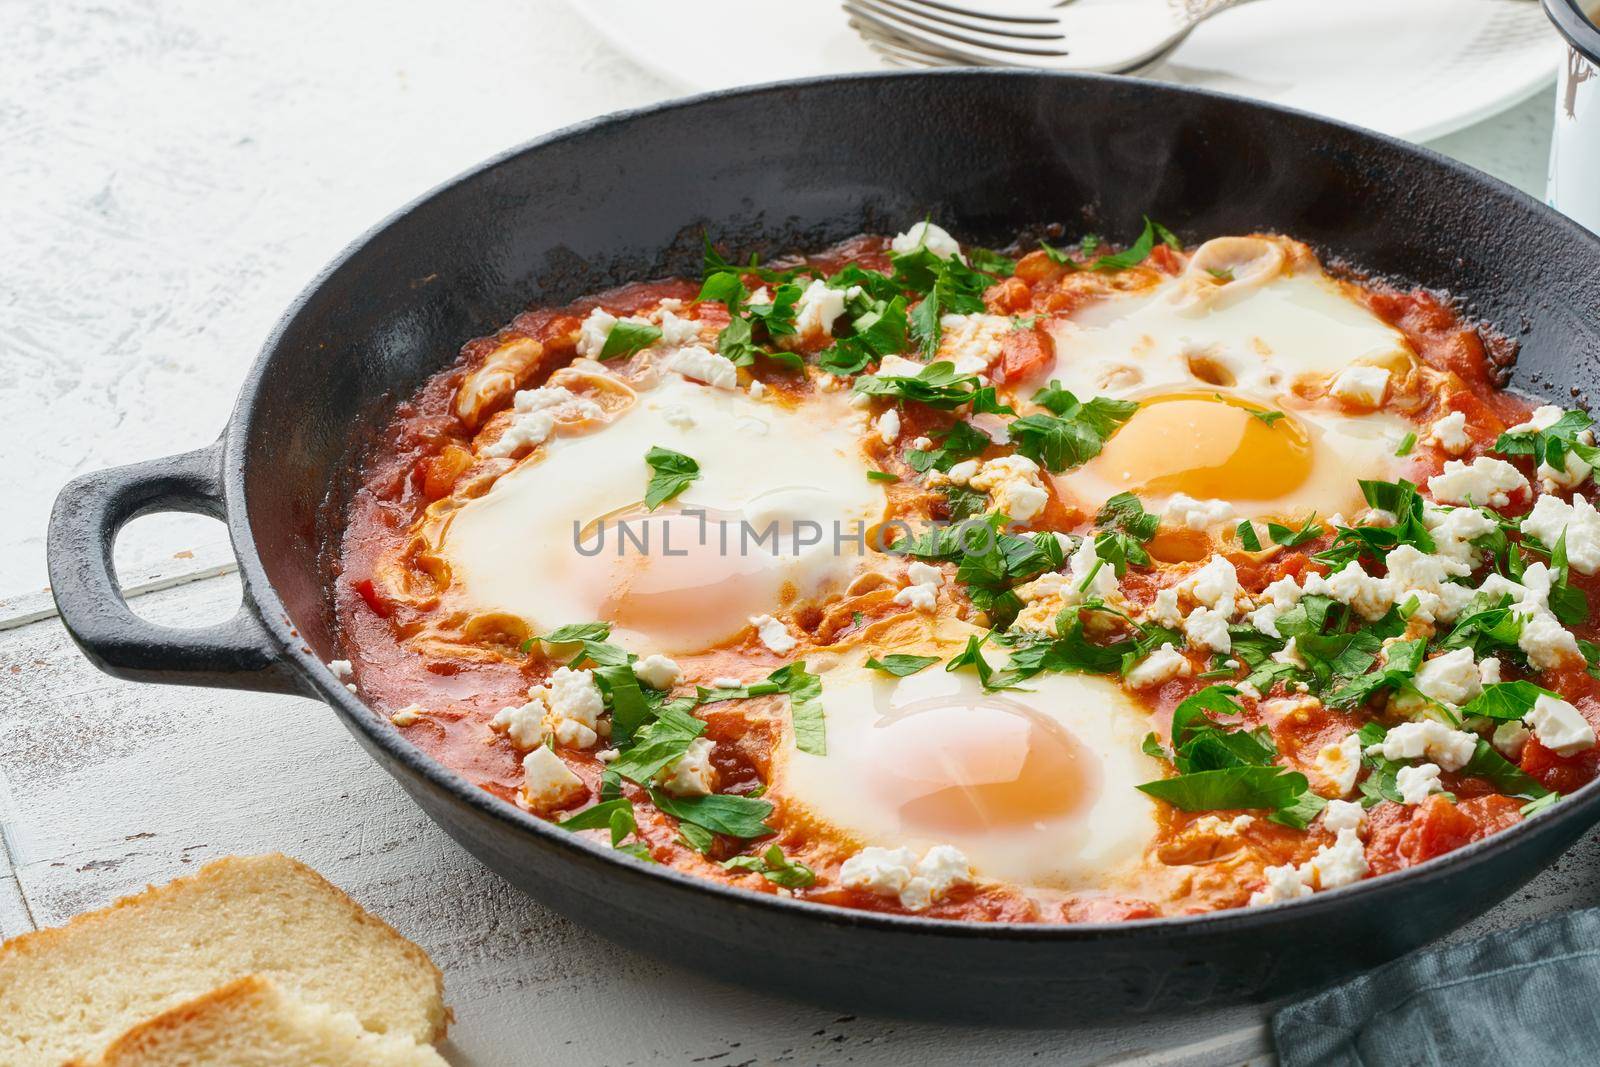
<box><xmin>70</xmin><ymin>975</ymin><xmax>450</xmax><ymax>1067</ymax></box>
<box><xmin>0</xmin><ymin>854</ymin><xmax>446</xmax><ymax>1067</ymax></box>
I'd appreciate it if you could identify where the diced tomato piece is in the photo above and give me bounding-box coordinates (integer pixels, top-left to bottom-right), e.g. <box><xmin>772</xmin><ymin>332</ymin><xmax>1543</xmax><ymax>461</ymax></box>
<box><xmin>419</xmin><ymin>444</ymin><xmax>473</xmax><ymax>501</ymax></box>
<box><xmin>1366</xmin><ymin>795</ymin><xmax>1521</xmax><ymax>876</ymax></box>
<box><xmin>987</xmin><ymin>276</ymin><xmax>1032</xmax><ymax>314</ymax></box>
<box><xmin>1012</xmin><ymin>248</ymin><xmax>1059</xmax><ymax>285</ymax></box>
<box><xmin>1147</xmin><ymin>243</ymin><xmax>1182</xmax><ymax>274</ymax></box>
<box><xmin>1521</xmin><ymin>735</ymin><xmax>1600</xmax><ymax>795</ymax></box>
<box><xmin>998</xmin><ymin>329</ymin><xmax>1054</xmax><ymax>384</ymax></box>
<box><xmin>352</xmin><ymin>577</ymin><xmax>393</xmax><ymax>619</ymax></box>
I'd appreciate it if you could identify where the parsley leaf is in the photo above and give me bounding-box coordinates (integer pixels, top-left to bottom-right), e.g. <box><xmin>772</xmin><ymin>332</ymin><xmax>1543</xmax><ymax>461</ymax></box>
<box><xmin>643</xmin><ymin>446</ymin><xmax>699</xmax><ymax>510</ymax></box>
<box><xmin>854</xmin><ymin>360</ymin><xmax>983</xmax><ymax>410</ymax></box>
<box><xmin>1494</xmin><ymin>407</ymin><xmax>1598</xmax><ymax>471</ymax></box>
<box><xmin>1267</xmin><ymin>514</ymin><xmax>1325</xmax><ymax>548</ymax></box>
<box><xmin>722</xmin><ymin>844</ymin><xmax>816</xmax><ymax>888</ymax></box>
<box><xmin>1395</xmin><ymin>431</ymin><xmax>1417</xmax><ymax>457</ymax></box>
<box><xmin>599</xmin><ymin>320</ymin><xmax>662</xmax><ymax>360</ymax></box>
<box><xmin>650</xmin><ymin>789</ymin><xmax>774</xmax><ymax>839</ymax></box>
<box><xmin>865</xmin><ymin>653</ymin><xmax>940</xmax><ymax>676</ymax></box>
<box><xmin>1460</xmin><ymin>680</ymin><xmax>1564</xmax><ymax>720</ymax></box>
<box><xmin>558</xmin><ymin>797</ymin><xmax>647</xmax><ymax>853</ymax></box>
<box><xmin>1010</xmin><ymin>382</ymin><xmax>1137</xmax><ymax>472</ymax></box>
<box><xmin>906</xmin><ymin>420</ymin><xmax>992</xmax><ymax>473</ymax></box>
<box><xmin>1096</xmin><ymin>492</ymin><xmax>1160</xmax><ymax>541</ymax></box>
<box><xmin>1237</xmin><ymin>520</ymin><xmax>1263</xmax><ymax>552</ymax></box>
<box><xmin>767</xmin><ymin>661</ymin><xmax>825</xmax><ymax>755</ymax></box>
<box><xmin>966</xmin><ymin>247</ymin><xmax>1018</xmax><ymax>276</ymax></box>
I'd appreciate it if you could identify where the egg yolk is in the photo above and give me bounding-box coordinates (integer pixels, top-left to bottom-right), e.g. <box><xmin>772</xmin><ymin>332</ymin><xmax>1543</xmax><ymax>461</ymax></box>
<box><xmin>1086</xmin><ymin>390</ymin><xmax>1313</xmax><ymax>502</ymax></box>
<box><xmin>867</xmin><ymin>699</ymin><xmax>1099</xmax><ymax>833</ymax></box>
<box><xmin>571</xmin><ymin>507</ymin><xmax>782</xmax><ymax>650</ymax></box>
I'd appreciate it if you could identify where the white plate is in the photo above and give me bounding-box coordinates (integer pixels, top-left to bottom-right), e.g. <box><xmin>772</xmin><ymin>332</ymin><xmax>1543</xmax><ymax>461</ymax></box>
<box><xmin>568</xmin><ymin>0</ymin><xmax>1555</xmax><ymax>142</ymax></box>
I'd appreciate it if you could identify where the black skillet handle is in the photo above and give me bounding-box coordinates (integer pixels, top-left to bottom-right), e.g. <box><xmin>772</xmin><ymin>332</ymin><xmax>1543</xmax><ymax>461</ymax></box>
<box><xmin>45</xmin><ymin>439</ymin><xmax>309</xmax><ymax>695</ymax></box>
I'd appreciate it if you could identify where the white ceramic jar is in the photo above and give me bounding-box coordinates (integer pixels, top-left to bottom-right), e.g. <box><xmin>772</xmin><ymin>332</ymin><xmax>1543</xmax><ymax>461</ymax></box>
<box><xmin>1547</xmin><ymin>0</ymin><xmax>1600</xmax><ymax>233</ymax></box>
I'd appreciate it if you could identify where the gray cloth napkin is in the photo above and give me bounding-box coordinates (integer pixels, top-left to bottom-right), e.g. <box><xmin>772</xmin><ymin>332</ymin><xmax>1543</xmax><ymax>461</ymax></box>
<box><xmin>1274</xmin><ymin>907</ymin><xmax>1600</xmax><ymax>1066</ymax></box>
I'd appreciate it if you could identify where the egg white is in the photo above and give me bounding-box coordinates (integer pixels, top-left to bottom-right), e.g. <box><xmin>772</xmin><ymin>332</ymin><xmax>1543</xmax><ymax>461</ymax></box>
<box><xmin>776</xmin><ymin>655</ymin><xmax>1163</xmax><ymax>889</ymax></box>
<box><xmin>439</xmin><ymin>374</ymin><xmax>886</xmax><ymax>653</ymax></box>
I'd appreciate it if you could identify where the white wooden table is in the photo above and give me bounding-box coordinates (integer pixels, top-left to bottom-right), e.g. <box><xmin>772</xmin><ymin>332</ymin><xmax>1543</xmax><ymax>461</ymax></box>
<box><xmin>2</xmin><ymin>2</ymin><xmax>1590</xmax><ymax>1063</ymax></box>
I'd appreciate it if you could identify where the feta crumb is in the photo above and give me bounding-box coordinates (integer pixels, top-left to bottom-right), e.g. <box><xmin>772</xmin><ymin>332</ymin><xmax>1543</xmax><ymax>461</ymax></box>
<box><xmin>790</xmin><ymin>278</ymin><xmax>848</xmax><ymax>342</ymax></box>
<box><xmin>656</xmin><ymin>308</ymin><xmax>703</xmax><ymax>346</ymax></box>
<box><xmin>596</xmin><ymin>747</ymin><xmax>620</xmax><ymax>763</ymax></box>
<box><xmin>1322</xmin><ymin>798</ymin><xmax>1367</xmax><ymax>834</ymax></box>
<box><xmin>1518</xmin><ymin>607</ymin><xmax>1581</xmax><ymax>670</ymax></box>
<box><xmin>710</xmin><ymin>676</ymin><xmax>744</xmax><ymax>689</ymax></box>
<box><xmin>1250</xmin><ymin>863</ymin><xmax>1313</xmax><ymax>905</ymax></box>
<box><xmin>632</xmin><ymin>654</ymin><xmax>682</xmax><ymax>691</ymax></box>
<box><xmin>327</xmin><ymin>659</ymin><xmax>354</xmax><ymax>681</ymax></box>
<box><xmin>1411</xmin><ymin>648</ymin><xmax>1483</xmax><ymax>708</ymax></box>
<box><xmin>1492</xmin><ymin>720</ymin><xmax>1530</xmax><ymax>759</ymax></box>
<box><xmin>1479</xmin><ymin>656</ymin><xmax>1502</xmax><ymax>685</ymax></box>
<box><xmin>1187</xmin><ymin>556</ymin><xmax>1240</xmax><ymax>613</ymax></box>
<box><xmin>1126</xmin><ymin>642</ymin><xmax>1191</xmax><ymax>689</ymax></box>
<box><xmin>655</xmin><ymin>736</ymin><xmax>716</xmax><ymax>796</ymax></box>
<box><xmin>839</xmin><ymin>843</ymin><xmax>973</xmax><ymax>910</ymax></box>
<box><xmin>493</xmin><ymin>665</ymin><xmax>607</xmax><ymax>751</ymax></box>
<box><xmin>748</xmin><ymin>379</ymin><xmax>766</xmax><ymax>400</ymax></box>
<box><xmin>876</xmin><ymin>353</ymin><xmax>927</xmax><ymax>378</ymax></box>
<box><xmin>893</xmin><ymin>560</ymin><xmax>944</xmax><ymax>613</ymax></box>
<box><xmin>1368</xmin><ymin>720</ymin><xmax>1477</xmax><ymax>771</ymax></box>
<box><xmin>910</xmin><ymin>435</ymin><xmax>932</xmax><ymax>451</ymax></box>
<box><xmin>1314</xmin><ymin>732</ymin><xmax>1363</xmax><ymax>797</ymax></box>
<box><xmin>1303</xmin><ymin>827</ymin><xmax>1369</xmax><ymax>890</ymax></box>
<box><xmin>889</xmin><ymin>221</ymin><xmax>964</xmax><ymax>263</ymax></box>
<box><xmin>1328</xmin><ymin>365</ymin><xmax>1391</xmax><ymax>408</ymax></box>
<box><xmin>877</xmin><ymin>408</ymin><xmax>901</xmax><ymax>445</ymax></box>
<box><xmin>750</xmin><ymin>614</ymin><xmax>798</xmax><ymax>654</ymax></box>
<box><xmin>520</xmin><ymin>746</ymin><xmax>586</xmax><ymax>810</ymax></box>
<box><xmin>574</xmin><ymin>307</ymin><xmax>618</xmax><ymax>358</ymax></box>
<box><xmin>1184</xmin><ymin>605</ymin><xmax>1233</xmax><ymax>653</ymax></box>
<box><xmin>1508</xmin><ymin>405</ymin><xmax>1566</xmax><ymax>434</ymax></box>
<box><xmin>1425</xmin><ymin>411</ymin><xmax>1471</xmax><ymax>455</ymax></box>
<box><xmin>1163</xmin><ymin>493</ymin><xmax>1235</xmax><ymax>531</ymax></box>
<box><xmin>665</xmin><ymin>345</ymin><xmax>740</xmax><ymax>390</ymax></box>
<box><xmin>1526</xmin><ymin>693</ymin><xmax>1597</xmax><ymax>756</ymax></box>
<box><xmin>1427</xmin><ymin>457</ymin><xmax>1529</xmax><ymax>508</ymax></box>
<box><xmin>1522</xmin><ymin>494</ymin><xmax>1600</xmax><ymax>575</ymax></box>
<box><xmin>1324</xmin><ymin>560</ymin><xmax>1395</xmax><ymax>621</ymax></box>
<box><xmin>1395</xmin><ymin>762</ymin><xmax>1444</xmax><ymax>805</ymax></box>
<box><xmin>1538</xmin><ymin>449</ymin><xmax>1592</xmax><ymax>494</ymax></box>
<box><xmin>936</xmin><ymin>313</ymin><xmax>1011</xmax><ymax>373</ymax></box>
<box><xmin>1146</xmin><ymin>586</ymin><xmax>1184</xmax><ymax>628</ymax></box>
<box><xmin>1422</xmin><ymin>503</ymin><xmax>1497</xmax><ymax>568</ymax></box>
<box><xmin>969</xmin><ymin>454</ymin><xmax>1050</xmax><ymax>523</ymax></box>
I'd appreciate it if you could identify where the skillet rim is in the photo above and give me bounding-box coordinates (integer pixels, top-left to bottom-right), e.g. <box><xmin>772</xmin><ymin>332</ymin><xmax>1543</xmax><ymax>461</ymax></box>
<box><xmin>226</xmin><ymin>67</ymin><xmax>1600</xmax><ymax>940</ymax></box>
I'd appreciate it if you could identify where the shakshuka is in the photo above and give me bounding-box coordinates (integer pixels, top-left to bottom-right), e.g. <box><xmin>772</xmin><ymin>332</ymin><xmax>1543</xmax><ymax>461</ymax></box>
<box><xmin>333</xmin><ymin>222</ymin><xmax>1600</xmax><ymax>922</ymax></box>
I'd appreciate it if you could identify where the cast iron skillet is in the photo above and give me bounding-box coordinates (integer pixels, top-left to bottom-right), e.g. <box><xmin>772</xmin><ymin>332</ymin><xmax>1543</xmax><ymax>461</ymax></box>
<box><xmin>44</xmin><ymin>71</ymin><xmax>1600</xmax><ymax>1023</ymax></box>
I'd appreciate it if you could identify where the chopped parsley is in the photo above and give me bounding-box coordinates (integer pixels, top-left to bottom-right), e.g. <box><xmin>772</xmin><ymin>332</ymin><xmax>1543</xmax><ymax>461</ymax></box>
<box><xmin>853</xmin><ymin>360</ymin><xmax>984</xmax><ymax>410</ymax></box>
<box><xmin>722</xmin><ymin>844</ymin><xmax>816</xmax><ymax>888</ymax></box>
<box><xmin>643</xmin><ymin>446</ymin><xmax>700</xmax><ymax>510</ymax></box>
<box><xmin>1394</xmin><ymin>431</ymin><xmax>1417</xmax><ymax>457</ymax></box>
<box><xmin>1009</xmin><ymin>381</ymin><xmax>1137</xmax><ymax>473</ymax></box>
<box><xmin>865</xmin><ymin>653</ymin><xmax>941</xmax><ymax>676</ymax></box>
<box><xmin>599</xmin><ymin>320</ymin><xmax>662</xmax><ymax>360</ymax></box>
<box><xmin>1237</xmin><ymin>520</ymin><xmax>1264</xmax><ymax>552</ymax></box>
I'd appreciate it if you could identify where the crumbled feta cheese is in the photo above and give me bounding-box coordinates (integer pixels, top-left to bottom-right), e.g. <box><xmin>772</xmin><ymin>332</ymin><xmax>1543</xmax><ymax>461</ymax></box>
<box><xmin>790</xmin><ymin>278</ymin><xmax>848</xmax><ymax>341</ymax></box>
<box><xmin>876</xmin><ymin>408</ymin><xmax>901</xmax><ymax>445</ymax></box>
<box><xmin>1425</xmin><ymin>411</ymin><xmax>1471</xmax><ymax>455</ymax></box>
<box><xmin>1314</xmin><ymin>732</ymin><xmax>1363</xmax><ymax>797</ymax></box>
<box><xmin>876</xmin><ymin>354</ymin><xmax>927</xmax><ymax>378</ymax></box>
<box><xmin>1324</xmin><ymin>561</ymin><xmax>1395</xmax><ymax>621</ymax></box>
<box><xmin>1068</xmin><ymin>535</ymin><xmax>1119</xmax><ymax>600</ymax></box>
<box><xmin>494</xmin><ymin>666</ymin><xmax>607</xmax><ymax>751</ymax></box>
<box><xmin>666</xmin><ymin>345</ymin><xmax>740</xmax><ymax>390</ymax></box>
<box><xmin>1395</xmin><ymin>762</ymin><xmax>1444</xmax><ymax>805</ymax></box>
<box><xmin>1146</xmin><ymin>586</ymin><xmax>1184</xmax><ymax>628</ymax></box>
<box><xmin>1423</xmin><ymin>503</ymin><xmax>1497</xmax><ymax>568</ymax></box>
<box><xmin>889</xmin><ymin>221</ymin><xmax>964</xmax><ymax>263</ymax></box>
<box><xmin>574</xmin><ymin>307</ymin><xmax>618</xmax><ymax>358</ymax></box>
<box><xmin>1187</xmin><ymin>556</ymin><xmax>1240</xmax><ymax>613</ymax></box>
<box><xmin>839</xmin><ymin>843</ymin><xmax>973</xmax><ymax>910</ymax></box>
<box><xmin>1250</xmin><ymin>863</ymin><xmax>1313</xmax><ymax>905</ymax></box>
<box><xmin>491</xmin><ymin>699</ymin><xmax>550</xmax><ymax>750</ymax></box>
<box><xmin>1368</xmin><ymin>720</ymin><xmax>1478</xmax><ymax>771</ymax></box>
<box><xmin>710</xmin><ymin>676</ymin><xmax>745</xmax><ymax>689</ymax></box>
<box><xmin>942</xmin><ymin>458</ymin><xmax>980</xmax><ymax>486</ymax></box>
<box><xmin>1428</xmin><ymin>457</ymin><xmax>1529</xmax><ymax>508</ymax></box>
<box><xmin>632</xmin><ymin>654</ymin><xmax>682</xmax><ymax>691</ymax></box>
<box><xmin>596</xmin><ymin>747</ymin><xmax>620</xmax><ymax>763</ymax></box>
<box><xmin>936</xmin><ymin>313</ymin><xmax>1011</xmax><ymax>373</ymax></box>
<box><xmin>910</xmin><ymin>435</ymin><xmax>932</xmax><ymax>451</ymax></box>
<box><xmin>1303</xmin><ymin>827</ymin><xmax>1369</xmax><ymax>890</ymax></box>
<box><xmin>1492</xmin><ymin>720</ymin><xmax>1530</xmax><ymax>759</ymax></box>
<box><xmin>893</xmin><ymin>560</ymin><xmax>944</xmax><ymax>613</ymax></box>
<box><xmin>1328</xmin><ymin>365</ymin><xmax>1390</xmax><ymax>408</ymax></box>
<box><xmin>1518</xmin><ymin>607</ymin><xmax>1581</xmax><ymax>671</ymax></box>
<box><xmin>520</xmin><ymin>746</ymin><xmax>586</xmax><ymax>810</ymax></box>
<box><xmin>1508</xmin><ymin>405</ymin><xmax>1566</xmax><ymax>435</ymax></box>
<box><xmin>1163</xmin><ymin>493</ymin><xmax>1235</xmax><ymax>531</ymax></box>
<box><xmin>655</xmin><ymin>736</ymin><xmax>717</xmax><ymax>796</ymax></box>
<box><xmin>484</xmin><ymin>385</ymin><xmax>608</xmax><ymax>460</ymax></box>
<box><xmin>1522</xmin><ymin>493</ymin><xmax>1600</xmax><ymax>575</ymax></box>
<box><xmin>1411</xmin><ymin>648</ymin><xmax>1483</xmax><ymax>708</ymax></box>
<box><xmin>1184</xmin><ymin>606</ymin><xmax>1233</xmax><ymax>653</ymax></box>
<box><xmin>1526</xmin><ymin>693</ymin><xmax>1597</xmax><ymax>756</ymax></box>
<box><xmin>327</xmin><ymin>659</ymin><xmax>354</xmax><ymax>681</ymax></box>
<box><xmin>1322</xmin><ymin>798</ymin><xmax>1367</xmax><ymax>833</ymax></box>
<box><xmin>1126</xmin><ymin>642</ymin><xmax>1191</xmax><ymax>689</ymax></box>
<box><xmin>1538</xmin><ymin>449</ymin><xmax>1592</xmax><ymax>493</ymax></box>
<box><xmin>969</xmin><ymin>454</ymin><xmax>1050</xmax><ymax>523</ymax></box>
<box><xmin>748</xmin><ymin>379</ymin><xmax>766</xmax><ymax>399</ymax></box>
<box><xmin>1479</xmin><ymin>656</ymin><xmax>1502</xmax><ymax>685</ymax></box>
<box><xmin>750</xmin><ymin>614</ymin><xmax>798</xmax><ymax>654</ymax></box>
<box><xmin>1272</xmin><ymin>637</ymin><xmax>1308</xmax><ymax>669</ymax></box>
<box><xmin>656</xmin><ymin>308</ymin><xmax>703</xmax><ymax>346</ymax></box>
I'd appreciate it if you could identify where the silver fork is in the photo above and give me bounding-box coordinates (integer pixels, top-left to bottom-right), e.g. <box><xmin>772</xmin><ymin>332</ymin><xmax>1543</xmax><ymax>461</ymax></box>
<box><xmin>843</xmin><ymin>0</ymin><xmax>1259</xmax><ymax>75</ymax></box>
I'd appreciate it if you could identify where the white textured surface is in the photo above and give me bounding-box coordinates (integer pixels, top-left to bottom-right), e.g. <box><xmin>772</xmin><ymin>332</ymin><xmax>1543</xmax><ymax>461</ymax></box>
<box><xmin>0</xmin><ymin>1</ymin><xmax>1574</xmax><ymax>1062</ymax></box>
